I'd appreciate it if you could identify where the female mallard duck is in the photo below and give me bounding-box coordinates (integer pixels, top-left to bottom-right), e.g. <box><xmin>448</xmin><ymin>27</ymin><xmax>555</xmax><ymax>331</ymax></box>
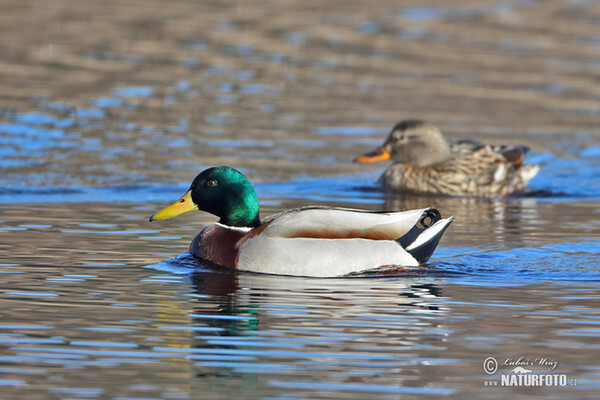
<box><xmin>355</xmin><ymin>120</ymin><xmax>540</xmax><ymax>197</ymax></box>
<box><xmin>149</xmin><ymin>166</ymin><xmax>453</xmax><ymax>277</ymax></box>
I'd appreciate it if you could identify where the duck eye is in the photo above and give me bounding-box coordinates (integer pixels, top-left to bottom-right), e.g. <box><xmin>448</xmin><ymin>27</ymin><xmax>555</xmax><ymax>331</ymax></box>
<box><xmin>206</xmin><ymin>179</ymin><xmax>217</xmax><ymax>187</ymax></box>
<box><xmin>393</xmin><ymin>132</ymin><xmax>405</xmax><ymax>141</ymax></box>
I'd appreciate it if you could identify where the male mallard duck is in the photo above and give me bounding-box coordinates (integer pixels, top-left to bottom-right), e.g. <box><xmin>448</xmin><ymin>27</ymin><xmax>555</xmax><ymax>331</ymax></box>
<box><xmin>149</xmin><ymin>166</ymin><xmax>453</xmax><ymax>277</ymax></box>
<box><xmin>355</xmin><ymin>120</ymin><xmax>540</xmax><ymax>197</ymax></box>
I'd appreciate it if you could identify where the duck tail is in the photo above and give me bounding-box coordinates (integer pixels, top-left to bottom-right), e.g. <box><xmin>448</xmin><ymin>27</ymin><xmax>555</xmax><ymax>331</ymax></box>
<box><xmin>519</xmin><ymin>164</ymin><xmax>540</xmax><ymax>185</ymax></box>
<box><xmin>396</xmin><ymin>209</ymin><xmax>454</xmax><ymax>264</ymax></box>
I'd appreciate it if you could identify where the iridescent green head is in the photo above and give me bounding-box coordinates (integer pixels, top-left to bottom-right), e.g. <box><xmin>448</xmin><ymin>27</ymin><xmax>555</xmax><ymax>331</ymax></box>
<box><xmin>150</xmin><ymin>166</ymin><xmax>261</xmax><ymax>228</ymax></box>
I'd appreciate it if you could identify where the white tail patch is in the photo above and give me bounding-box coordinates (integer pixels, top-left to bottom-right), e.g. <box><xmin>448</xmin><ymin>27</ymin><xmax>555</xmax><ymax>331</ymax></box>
<box><xmin>406</xmin><ymin>217</ymin><xmax>454</xmax><ymax>251</ymax></box>
<box><xmin>493</xmin><ymin>164</ymin><xmax>507</xmax><ymax>182</ymax></box>
<box><xmin>519</xmin><ymin>164</ymin><xmax>540</xmax><ymax>184</ymax></box>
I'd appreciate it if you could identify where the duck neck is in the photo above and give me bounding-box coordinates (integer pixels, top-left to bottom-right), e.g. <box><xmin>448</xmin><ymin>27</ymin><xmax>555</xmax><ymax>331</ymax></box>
<box><xmin>419</xmin><ymin>142</ymin><xmax>451</xmax><ymax>166</ymax></box>
<box><xmin>218</xmin><ymin>193</ymin><xmax>261</xmax><ymax>228</ymax></box>
<box><xmin>220</xmin><ymin>210</ymin><xmax>260</xmax><ymax>228</ymax></box>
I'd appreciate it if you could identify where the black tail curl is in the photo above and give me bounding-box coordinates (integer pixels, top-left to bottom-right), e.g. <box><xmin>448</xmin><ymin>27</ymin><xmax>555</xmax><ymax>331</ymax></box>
<box><xmin>396</xmin><ymin>208</ymin><xmax>451</xmax><ymax>264</ymax></box>
<box><xmin>396</xmin><ymin>209</ymin><xmax>441</xmax><ymax>249</ymax></box>
<box><xmin>419</xmin><ymin>209</ymin><xmax>441</xmax><ymax>228</ymax></box>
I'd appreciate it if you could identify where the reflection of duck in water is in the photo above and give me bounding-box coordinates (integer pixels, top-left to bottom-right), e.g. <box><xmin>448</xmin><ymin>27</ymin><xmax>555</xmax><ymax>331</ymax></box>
<box><xmin>355</xmin><ymin>120</ymin><xmax>539</xmax><ymax>197</ymax></box>
<box><xmin>189</xmin><ymin>273</ymin><xmax>449</xmax><ymax>380</ymax></box>
<box><xmin>150</xmin><ymin>166</ymin><xmax>453</xmax><ymax>277</ymax></box>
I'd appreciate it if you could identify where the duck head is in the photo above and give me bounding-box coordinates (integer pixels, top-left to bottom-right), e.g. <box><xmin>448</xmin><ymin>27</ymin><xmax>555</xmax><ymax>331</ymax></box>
<box><xmin>150</xmin><ymin>166</ymin><xmax>261</xmax><ymax>228</ymax></box>
<box><xmin>354</xmin><ymin>120</ymin><xmax>451</xmax><ymax>167</ymax></box>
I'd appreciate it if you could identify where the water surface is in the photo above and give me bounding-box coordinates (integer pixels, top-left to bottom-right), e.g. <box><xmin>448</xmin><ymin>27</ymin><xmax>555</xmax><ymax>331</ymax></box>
<box><xmin>0</xmin><ymin>0</ymin><xmax>599</xmax><ymax>399</ymax></box>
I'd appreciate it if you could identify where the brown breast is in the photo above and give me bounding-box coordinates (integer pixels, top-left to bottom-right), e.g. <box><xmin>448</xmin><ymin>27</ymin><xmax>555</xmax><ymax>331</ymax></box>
<box><xmin>190</xmin><ymin>224</ymin><xmax>248</xmax><ymax>269</ymax></box>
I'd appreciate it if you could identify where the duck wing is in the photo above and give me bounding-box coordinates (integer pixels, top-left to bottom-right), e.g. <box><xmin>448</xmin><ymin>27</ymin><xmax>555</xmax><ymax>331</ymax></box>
<box><xmin>453</xmin><ymin>140</ymin><xmax>530</xmax><ymax>168</ymax></box>
<box><xmin>250</xmin><ymin>207</ymin><xmax>429</xmax><ymax>241</ymax></box>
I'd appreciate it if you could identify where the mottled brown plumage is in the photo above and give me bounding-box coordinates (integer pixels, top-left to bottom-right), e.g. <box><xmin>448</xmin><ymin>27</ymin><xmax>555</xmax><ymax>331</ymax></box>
<box><xmin>355</xmin><ymin>120</ymin><xmax>539</xmax><ymax>197</ymax></box>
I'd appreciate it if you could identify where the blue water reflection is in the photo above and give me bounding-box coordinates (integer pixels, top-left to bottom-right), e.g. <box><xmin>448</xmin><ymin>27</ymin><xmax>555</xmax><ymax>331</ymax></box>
<box><xmin>0</xmin><ymin>1</ymin><xmax>598</xmax><ymax>398</ymax></box>
<box><xmin>111</xmin><ymin>86</ymin><xmax>155</xmax><ymax>98</ymax></box>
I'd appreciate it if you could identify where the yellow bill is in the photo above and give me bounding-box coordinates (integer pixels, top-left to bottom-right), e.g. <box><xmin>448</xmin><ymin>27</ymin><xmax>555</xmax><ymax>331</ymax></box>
<box><xmin>149</xmin><ymin>190</ymin><xmax>198</xmax><ymax>221</ymax></box>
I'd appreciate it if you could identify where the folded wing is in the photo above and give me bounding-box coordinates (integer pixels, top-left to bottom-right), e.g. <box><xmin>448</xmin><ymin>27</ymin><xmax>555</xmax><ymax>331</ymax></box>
<box><xmin>256</xmin><ymin>207</ymin><xmax>429</xmax><ymax>241</ymax></box>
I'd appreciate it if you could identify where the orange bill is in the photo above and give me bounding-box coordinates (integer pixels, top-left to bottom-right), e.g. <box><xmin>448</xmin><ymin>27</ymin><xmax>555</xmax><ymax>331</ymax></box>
<box><xmin>149</xmin><ymin>190</ymin><xmax>198</xmax><ymax>221</ymax></box>
<box><xmin>354</xmin><ymin>146</ymin><xmax>392</xmax><ymax>163</ymax></box>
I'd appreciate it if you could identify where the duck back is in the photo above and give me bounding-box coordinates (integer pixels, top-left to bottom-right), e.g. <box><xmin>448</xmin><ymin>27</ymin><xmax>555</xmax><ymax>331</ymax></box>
<box><xmin>380</xmin><ymin>141</ymin><xmax>539</xmax><ymax>197</ymax></box>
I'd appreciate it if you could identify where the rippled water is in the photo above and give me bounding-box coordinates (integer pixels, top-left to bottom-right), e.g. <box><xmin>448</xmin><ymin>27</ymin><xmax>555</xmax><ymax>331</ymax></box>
<box><xmin>1</xmin><ymin>0</ymin><xmax>599</xmax><ymax>399</ymax></box>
